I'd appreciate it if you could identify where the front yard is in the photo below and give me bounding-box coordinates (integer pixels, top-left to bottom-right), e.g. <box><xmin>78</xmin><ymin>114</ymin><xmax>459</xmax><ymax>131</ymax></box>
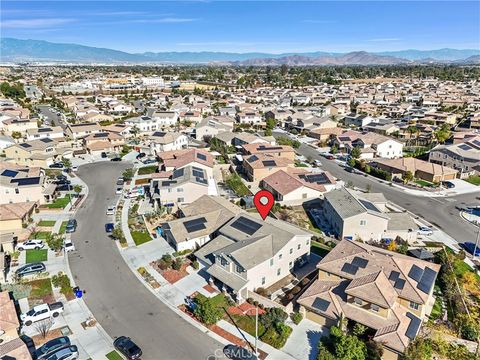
<box><xmin>32</xmin><ymin>231</ymin><xmax>51</xmax><ymax>239</ymax></box>
<box><xmin>131</xmin><ymin>230</ymin><xmax>152</xmax><ymax>246</ymax></box>
<box><xmin>26</xmin><ymin>249</ymin><xmax>48</xmax><ymax>263</ymax></box>
<box><xmin>105</xmin><ymin>350</ymin><xmax>124</xmax><ymax>360</ymax></box>
<box><xmin>465</xmin><ymin>175</ymin><xmax>480</xmax><ymax>186</ymax></box>
<box><xmin>44</xmin><ymin>196</ymin><xmax>71</xmax><ymax>209</ymax></box>
<box><xmin>26</xmin><ymin>278</ymin><xmax>54</xmax><ymax>305</ymax></box>
<box><xmin>37</xmin><ymin>220</ymin><xmax>56</xmax><ymax>227</ymax></box>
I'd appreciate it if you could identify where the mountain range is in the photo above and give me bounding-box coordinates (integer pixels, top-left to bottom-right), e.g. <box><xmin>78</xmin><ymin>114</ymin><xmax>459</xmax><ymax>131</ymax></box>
<box><xmin>1</xmin><ymin>38</ymin><xmax>479</xmax><ymax>65</ymax></box>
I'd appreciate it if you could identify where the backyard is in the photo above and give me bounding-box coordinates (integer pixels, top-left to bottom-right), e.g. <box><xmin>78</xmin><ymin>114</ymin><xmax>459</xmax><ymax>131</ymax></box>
<box><xmin>225</xmin><ymin>173</ymin><xmax>251</xmax><ymax>197</ymax></box>
<box><xmin>26</xmin><ymin>249</ymin><xmax>48</xmax><ymax>263</ymax></box>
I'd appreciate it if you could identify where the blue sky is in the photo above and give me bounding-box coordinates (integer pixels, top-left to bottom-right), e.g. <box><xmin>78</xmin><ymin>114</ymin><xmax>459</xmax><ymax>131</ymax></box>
<box><xmin>2</xmin><ymin>1</ymin><xmax>479</xmax><ymax>53</ymax></box>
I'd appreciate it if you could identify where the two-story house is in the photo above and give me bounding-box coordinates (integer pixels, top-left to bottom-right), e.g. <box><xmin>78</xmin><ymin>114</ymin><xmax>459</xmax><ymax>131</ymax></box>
<box><xmin>298</xmin><ymin>240</ymin><xmax>440</xmax><ymax>359</ymax></box>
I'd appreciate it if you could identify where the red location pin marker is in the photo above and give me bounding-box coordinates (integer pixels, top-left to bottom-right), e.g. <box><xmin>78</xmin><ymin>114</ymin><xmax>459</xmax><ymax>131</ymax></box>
<box><xmin>253</xmin><ymin>190</ymin><xmax>275</xmax><ymax>220</ymax></box>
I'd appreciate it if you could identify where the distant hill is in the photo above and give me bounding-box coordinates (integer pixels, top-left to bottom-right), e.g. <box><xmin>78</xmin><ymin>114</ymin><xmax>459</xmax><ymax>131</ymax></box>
<box><xmin>1</xmin><ymin>38</ymin><xmax>478</xmax><ymax>64</ymax></box>
<box><xmin>456</xmin><ymin>55</ymin><xmax>480</xmax><ymax>64</ymax></box>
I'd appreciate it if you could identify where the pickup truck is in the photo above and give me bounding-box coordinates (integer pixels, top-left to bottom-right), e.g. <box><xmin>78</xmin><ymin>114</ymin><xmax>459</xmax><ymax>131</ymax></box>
<box><xmin>21</xmin><ymin>302</ymin><xmax>64</xmax><ymax>326</ymax></box>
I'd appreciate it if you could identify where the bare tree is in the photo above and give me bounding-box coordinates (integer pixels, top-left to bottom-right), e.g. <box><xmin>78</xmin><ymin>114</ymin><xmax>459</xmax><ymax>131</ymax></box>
<box><xmin>34</xmin><ymin>318</ymin><xmax>54</xmax><ymax>339</ymax></box>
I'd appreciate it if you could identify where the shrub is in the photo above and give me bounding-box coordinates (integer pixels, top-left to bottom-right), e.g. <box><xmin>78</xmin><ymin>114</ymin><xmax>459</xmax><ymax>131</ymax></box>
<box><xmin>246</xmin><ymin>297</ymin><xmax>254</xmax><ymax>304</ymax></box>
<box><xmin>291</xmin><ymin>312</ymin><xmax>303</xmax><ymax>325</ymax></box>
<box><xmin>260</xmin><ymin>307</ymin><xmax>288</xmax><ymax>330</ymax></box>
<box><xmin>51</xmin><ymin>272</ymin><xmax>72</xmax><ymax>296</ymax></box>
<box><xmin>192</xmin><ymin>260</ymin><xmax>199</xmax><ymax>270</ymax></box>
<box><xmin>260</xmin><ymin>323</ymin><xmax>292</xmax><ymax>349</ymax></box>
<box><xmin>193</xmin><ymin>297</ymin><xmax>223</xmax><ymax>325</ymax></box>
<box><xmin>172</xmin><ymin>258</ymin><xmax>183</xmax><ymax>271</ymax></box>
<box><xmin>46</xmin><ymin>234</ymin><xmax>64</xmax><ymax>252</ymax></box>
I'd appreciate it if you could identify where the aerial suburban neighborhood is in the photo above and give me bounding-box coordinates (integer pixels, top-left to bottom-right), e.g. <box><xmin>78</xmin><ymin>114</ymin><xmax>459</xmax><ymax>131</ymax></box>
<box><xmin>0</xmin><ymin>1</ymin><xmax>480</xmax><ymax>360</ymax></box>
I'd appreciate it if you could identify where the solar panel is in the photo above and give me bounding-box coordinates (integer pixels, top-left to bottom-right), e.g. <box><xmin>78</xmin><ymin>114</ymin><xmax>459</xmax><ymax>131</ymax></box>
<box><xmin>472</xmin><ymin>140</ymin><xmax>480</xmax><ymax>147</ymax></box>
<box><xmin>153</xmin><ymin>131</ymin><xmax>166</xmax><ymax>137</ymax></box>
<box><xmin>19</xmin><ymin>143</ymin><xmax>32</xmax><ymax>148</ymax></box>
<box><xmin>12</xmin><ymin>177</ymin><xmax>41</xmax><ymax>186</ymax></box>
<box><xmin>359</xmin><ymin>199</ymin><xmax>380</xmax><ymax>212</ymax></box>
<box><xmin>183</xmin><ymin>217</ymin><xmax>207</xmax><ymax>233</ymax></box>
<box><xmin>352</xmin><ymin>256</ymin><xmax>369</xmax><ymax>269</ymax></box>
<box><xmin>408</xmin><ymin>265</ymin><xmax>424</xmax><ymax>282</ymax></box>
<box><xmin>230</xmin><ymin>217</ymin><xmax>262</xmax><ymax>236</ymax></box>
<box><xmin>341</xmin><ymin>263</ymin><xmax>359</xmax><ymax>275</ymax></box>
<box><xmin>394</xmin><ymin>278</ymin><xmax>406</xmax><ymax>290</ymax></box>
<box><xmin>1</xmin><ymin>169</ymin><xmax>18</xmax><ymax>178</ymax></box>
<box><xmin>40</xmin><ymin>138</ymin><xmax>53</xmax><ymax>143</ymax></box>
<box><xmin>248</xmin><ymin>155</ymin><xmax>258</xmax><ymax>162</ymax></box>
<box><xmin>262</xmin><ymin>160</ymin><xmax>276</xmax><ymax>167</ymax></box>
<box><xmin>304</xmin><ymin>174</ymin><xmax>328</xmax><ymax>184</ymax></box>
<box><xmin>312</xmin><ymin>298</ymin><xmax>331</xmax><ymax>312</ymax></box>
<box><xmin>388</xmin><ymin>271</ymin><xmax>400</xmax><ymax>281</ymax></box>
<box><xmin>197</xmin><ymin>153</ymin><xmax>207</xmax><ymax>161</ymax></box>
<box><xmin>94</xmin><ymin>132</ymin><xmax>108</xmax><ymax>138</ymax></box>
<box><xmin>162</xmin><ymin>180</ymin><xmax>177</xmax><ymax>186</ymax></box>
<box><xmin>417</xmin><ymin>267</ymin><xmax>437</xmax><ymax>294</ymax></box>
<box><xmin>458</xmin><ymin>144</ymin><xmax>472</xmax><ymax>151</ymax></box>
<box><xmin>38</xmin><ymin>128</ymin><xmax>51</xmax><ymax>132</ymax></box>
<box><xmin>405</xmin><ymin>312</ymin><xmax>422</xmax><ymax>340</ymax></box>
<box><xmin>172</xmin><ymin>168</ymin><xmax>184</xmax><ymax>179</ymax></box>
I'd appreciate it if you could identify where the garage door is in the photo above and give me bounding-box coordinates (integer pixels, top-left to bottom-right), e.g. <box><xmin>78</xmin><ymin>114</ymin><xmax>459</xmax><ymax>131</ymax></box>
<box><xmin>306</xmin><ymin>310</ymin><xmax>336</xmax><ymax>327</ymax></box>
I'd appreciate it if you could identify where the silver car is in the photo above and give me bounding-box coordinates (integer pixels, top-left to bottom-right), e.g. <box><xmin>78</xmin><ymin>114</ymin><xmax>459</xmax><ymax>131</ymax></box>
<box><xmin>45</xmin><ymin>345</ymin><xmax>78</xmax><ymax>360</ymax></box>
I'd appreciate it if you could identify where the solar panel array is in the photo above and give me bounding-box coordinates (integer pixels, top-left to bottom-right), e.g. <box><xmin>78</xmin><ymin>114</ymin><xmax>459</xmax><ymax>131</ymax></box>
<box><xmin>12</xmin><ymin>177</ymin><xmax>41</xmax><ymax>186</ymax></box>
<box><xmin>303</xmin><ymin>174</ymin><xmax>328</xmax><ymax>184</ymax></box>
<box><xmin>408</xmin><ymin>265</ymin><xmax>423</xmax><ymax>282</ymax></box>
<box><xmin>417</xmin><ymin>267</ymin><xmax>436</xmax><ymax>294</ymax></box>
<box><xmin>40</xmin><ymin>138</ymin><xmax>53</xmax><ymax>143</ymax></box>
<box><xmin>458</xmin><ymin>144</ymin><xmax>472</xmax><ymax>151</ymax></box>
<box><xmin>388</xmin><ymin>270</ymin><xmax>400</xmax><ymax>281</ymax></box>
<box><xmin>38</xmin><ymin>128</ymin><xmax>52</xmax><ymax>133</ymax></box>
<box><xmin>94</xmin><ymin>132</ymin><xmax>108</xmax><ymax>138</ymax></box>
<box><xmin>197</xmin><ymin>153</ymin><xmax>207</xmax><ymax>161</ymax></box>
<box><xmin>19</xmin><ymin>143</ymin><xmax>32</xmax><ymax>148</ymax></box>
<box><xmin>405</xmin><ymin>312</ymin><xmax>421</xmax><ymax>340</ymax></box>
<box><xmin>341</xmin><ymin>262</ymin><xmax>359</xmax><ymax>275</ymax></box>
<box><xmin>172</xmin><ymin>168</ymin><xmax>184</xmax><ymax>179</ymax></box>
<box><xmin>262</xmin><ymin>160</ymin><xmax>276</xmax><ymax>167</ymax></box>
<box><xmin>248</xmin><ymin>155</ymin><xmax>258</xmax><ymax>162</ymax></box>
<box><xmin>312</xmin><ymin>298</ymin><xmax>331</xmax><ymax>312</ymax></box>
<box><xmin>352</xmin><ymin>256</ymin><xmax>369</xmax><ymax>269</ymax></box>
<box><xmin>1</xmin><ymin>169</ymin><xmax>18</xmax><ymax>178</ymax></box>
<box><xmin>230</xmin><ymin>216</ymin><xmax>262</xmax><ymax>235</ymax></box>
<box><xmin>359</xmin><ymin>199</ymin><xmax>380</xmax><ymax>212</ymax></box>
<box><xmin>394</xmin><ymin>278</ymin><xmax>406</xmax><ymax>290</ymax></box>
<box><xmin>183</xmin><ymin>217</ymin><xmax>207</xmax><ymax>233</ymax></box>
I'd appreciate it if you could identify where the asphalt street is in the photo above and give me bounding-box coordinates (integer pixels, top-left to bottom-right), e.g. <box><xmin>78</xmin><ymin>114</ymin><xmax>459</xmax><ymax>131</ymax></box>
<box><xmin>69</xmin><ymin>162</ymin><xmax>223</xmax><ymax>360</ymax></box>
<box><xmin>36</xmin><ymin>105</ymin><xmax>67</xmax><ymax>130</ymax></box>
<box><xmin>294</xmin><ymin>141</ymin><xmax>480</xmax><ymax>243</ymax></box>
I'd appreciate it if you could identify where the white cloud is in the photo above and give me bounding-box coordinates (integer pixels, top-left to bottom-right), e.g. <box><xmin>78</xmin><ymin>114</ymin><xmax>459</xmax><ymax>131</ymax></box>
<box><xmin>1</xmin><ymin>18</ymin><xmax>76</xmax><ymax>28</ymax></box>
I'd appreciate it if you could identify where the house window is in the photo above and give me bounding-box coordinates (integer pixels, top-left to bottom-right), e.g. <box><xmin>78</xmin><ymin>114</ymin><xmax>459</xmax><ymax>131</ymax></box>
<box><xmin>306</xmin><ymin>239</ymin><xmax>310</xmax><ymax>246</ymax></box>
<box><xmin>177</xmin><ymin>188</ymin><xmax>183</xmax><ymax>192</ymax></box>
<box><xmin>289</xmin><ymin>261</ymin><xmax>293</xmax><ymax>268</ymax></box>
<box><xmin>167</xmin><ymin>188</ymin><xmax>172</xmax><ymax>193</ymax></box>
<box><xmin>354</xmin><ymin>297</ymin><xmax>363</xmax><ymax>306</ymax></box>
<box><xmin>289</xmin><ymin>248</ymin><xmax>293</xmax><ymax>254</ymax></box>
<box><xmin>15</xmin><ymin>188</ymin><xmax>19</xmax><ymax>194</ymax></box>
<box><xmin>409</xmin><ymin>301</ymin><xmax>420</xmax><ymax>310</ymax></box>
<box><xmin>360</xmin><ymin>220</ymin><xmax>367</xmax><ymax>226</ymax></box>
<box><xmin>177</xmin><ymin>197</ymin><xmax>184</xmax><ymax>203</ymax></box>
<box><xmin>297</xmin><ymin>244</ymin><xmax>301</xmax><ymax>250</ymax></box>
<box><xmin>371</xmin><ymin>304</ymin><xmax>380</xmax><ymax>312</ymax></box>
<box><xmin>278</xmin><ymin>254</ymin><xmax>282</xmax><ymax>260</ymax></box>
<box><xmin>277</xmin><ymin>268</ymin><xmax>281</xmax><ymax>276</ymax></box>
<box><xmin>236</xmin><ymin>265</ymin><xmax>243</xmax><ymax>273</ymax></box>
<box><xmin>261</xmin><ymin>277</ymin><xmax>265</xmax><ymax>285</ymax></box>
<box><xmin>221</xmin><ymin>258</ymin><xmax>228</xmax><ymax>266</ymax></box>
<box><xmin>270</xmin><ymin>259</ymin><xmax>273</xmax><ymax>266</ymax></box>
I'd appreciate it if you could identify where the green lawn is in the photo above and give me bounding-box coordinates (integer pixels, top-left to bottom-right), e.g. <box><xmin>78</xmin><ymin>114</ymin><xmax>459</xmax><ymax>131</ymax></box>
<box><xmin>32</xmin><ymin>231</ymin><xmax>51</xmax><ymax>240</ymax></box>
<box><xmin>45</xmin><ymin>196</ymin><xmax>71</xmax><ymax>209</ymax></box>
<box><xmin>27</xmin><ymin>278</ymin><xmax>53</xmax><ymax>301</ymax></box>
<box><xmin>414</xmin><ymin>179</ymin><xmax>434</xmax><ymax>187</ymax></box>
<box><xmin>310</xmin><ymin>241</ymin><xmax>331</xmax><ymax>258</ymax></box>
<box><xmin>465</xmin><ymin>175</ymin><xmax>480</xmax><ymax>186</ymax></box>
<box><xmin>294</xmin><ymin>161</ymin><xmax>308</xmax><ymax>167</ymax></box>
<box><xmin>57</xmin><ymin>221</ymin><xmax>69</xmax><ymax>234</ymax></box>
<box><xmin>137</xmin><ymin>165</ymin><xmax>158</xmax><ymax>175</ymax></box>
<box><xmin>430</xmin><ymin>295</ymin><xmax>443</xmax><ymax>321</ymax></box>
<box><xmin>26</xmin><ymin>249</ymin><xmax>48</xmax><ymax>263</ymax></box>
<box><xmin>105</xmin><ymin>350</ymin><xmax>124</xmax><ymax>360</ymax></box>
<box><xmin>37</xmin><ymin>220</ymin><xmax>56</xmax><ymax>227</ymax></box>
<box><xmin>131</xmin><ymin>231</ymin><xmax>152</xmax><ymax>246</ymax></box>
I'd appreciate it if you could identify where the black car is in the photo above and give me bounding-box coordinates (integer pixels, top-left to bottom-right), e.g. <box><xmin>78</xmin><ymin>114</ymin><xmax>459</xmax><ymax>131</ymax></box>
<box><xmin>223</xmin><ymin>345</ymin><xmax>257</xmax><ymax>360</ymax></box>
<box><xmin>65</xmin><ymin>219</ymin><xmax>77</xmax><ymax>233</ymax></box>
<box><xmin>114</xmin><ymin>336</ymin><xmax>142</xmax><ymax>360</ymax></box>
<box><xmin>56</xmin><ymin>184</ymin><xmax>73</xmax><ymax>192</ymax></box>
<box><xmin>142</xmin><ymin>159</ymin><xmax>156</xmax><ymax>164</ymax></box>
<box><xmin>15</xmin><ymin>262</ymin><xmax>46</xmax><ymax>278</ymax></box>
<box><xmin>49</xmin><ymin>163</ymin><xmax>63</xmax><ymax>169</ymax></box>
<box><xmin>111</xmin><ymin>157</ymin><xmax>122</xmax><ymax>162</ymax></box>
<box><xmin>54</xmin><ymin>179</ymin><xmax>71</xmax><ymax>185</ymax></box>
<box><xmin>136</xmin><ymin>152</ymin><xmax>146</xmax><ymax>159</ymax></box>
<box><xmin>35</xmin><ymin>336</ymin><xmax>71</xmax><ymax>359</ymax></box>
<box><xmin>56</xmin><ymin>175</ymin><xmax>68</xmax><ymax>181</ymax></box>
<box><xmin>101</xmin><ymin>152</ymin><xmax>108</xmax><ymax>158</ymax></box>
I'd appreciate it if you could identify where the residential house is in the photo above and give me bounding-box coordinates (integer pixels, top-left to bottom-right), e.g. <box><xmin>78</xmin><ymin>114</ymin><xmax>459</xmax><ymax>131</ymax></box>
<box><xmin>195</xmin><ymin>213</ymin><xmax>312</xmax><ymax>302</ymax></box>
<box><xmin>1</xmin><ymin>117</ymin><xmax>38</xmax><ymax>136</ymax></box>
<box><xmin>237</xmin><ymin>111</ymin><xmax>262</xmax><ymax>125</ymax></box>
<box><xmin>4</xmin><ymin>138</ymin><xmax>73</xmax><ymax>168</ymax></box>
<box><xmin>0</xmin><ymin>202</ymin><xmax>36</xmax><ymax>242</ymax></box>
<box><xmin>344</xmin><ymin>113</ymin><xmax>374</xmax><ymax>127</ymax></box>
<box><xmin>66</xmin><ymin>123</ymin><xmax>102</xmax><ymax>140</ymax></box>
<box><xmin>163</xmin><ymin>195</ymin><xmax>242</xmax><ymax>251</ymax></box>
<box><xmin>373</xmin><ymin>158</ymin><xmax>457</xmax><ymax>183</ymax></box>
<box><xmin>241</xmin><ymin>143</ymin><xmax>295</xmax><ymax>162</ymax></box>
<box><xmin>429</xmin><ymin>137</ymin><xmax>480</xmax><ymax>178</ymax></box>
<box><xmin>126</xmin><ymin>111</ymin><xmax>179</xmax><ymax>133</ymax></box>
<box><xmin>26</xmin><ymin>126</ymin><xmax>64</xmax><ymax>141</ymax></box>
<box><xmin>0</xmin><ymin>164</ymin><xmax>49</xmax><ymax>205</ymax></box>
<box><xmin>298</xmin><ymin>240</ymin><xmax>440</xmax><ymax>359</ymax></box>
<box><xmin>261</xmin><ymin>169</ymin><xmax>337</xmax><ymax>205</ymax></box>
<box><xmin>158</xmin><ymin>148</ymin><xmax>214</xmax><ymax>178</ymax></box>
<box><xmin>243</xmin><ymin>154</ymin><xmax>295</xmax><ymax>182</ymax></box>
<box><xmin>195</xmin><ymin>116</ymin><xmax>234</xmax><ymax>141</ymax></box>
<box><xmin>148</xmin><ymin>131</ymin><xmax>189</xmax><ymax>154</ymax></box>
<box><xmin>83</xmin><ymin>132</ymin><xmax>125</xmax><ymax>155</ymax></box>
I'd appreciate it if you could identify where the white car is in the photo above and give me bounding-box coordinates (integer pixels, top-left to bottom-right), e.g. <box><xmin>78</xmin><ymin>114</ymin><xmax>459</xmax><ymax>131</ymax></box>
<box><xmin>71</xmin><ymin>166</ymin><xmax>78</xmax><ymax>172</ymax></box>
<box><xmin>64</xmin><ymin>239</ymin><xmax>75</xmax><ymax>252</ymax></box>
<box><xmin>115</xmin><ymin>187</ymin><xmax>123</xmax><ymax>195</ymax></box>
<box><xmin>417</xmin><ymin>226</ymin><xmax>433</xmax><ymax>236</ymax></box>
<box><xmin>17</xmin><ymin>239</ymin><xmax>45</xmax><ymax>251</ymax></box>
<box><xmin>106</xmin><ymin>206</ymin><xmax>116</xmax><ymax>215</ymax></box>
<box><xmin>21</xmin><ymin>302</ymin><xmax>64</xmax><ymax>326</ymax></box>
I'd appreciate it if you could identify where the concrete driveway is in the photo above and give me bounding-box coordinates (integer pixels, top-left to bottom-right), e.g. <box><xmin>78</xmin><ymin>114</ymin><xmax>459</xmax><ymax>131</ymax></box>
<box><xmin>282</xmin><ymin>319</ymin><xmax>327</xmax><ymax>360</ymax></box>
<box><xmin>69</xmin><ymin>162</ymin><xmax>223</xmax><ymax>360</ymax></box>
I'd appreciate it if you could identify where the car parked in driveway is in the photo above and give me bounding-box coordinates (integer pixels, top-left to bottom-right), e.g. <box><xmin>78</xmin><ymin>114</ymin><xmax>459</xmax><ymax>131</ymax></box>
<box><xmin>461</xmin><ymin>242</ymin><xmax>480</xmax><ymax>257</ymax></box>
<box><xmin>116</xmin><ymin>187</ymin><xmax>123</xmax><ymax>195</ymax></box>
<box><xmin>442</xmin><ymin>181</ymin><xmax>455</xmax><ymax>189</ymax></box>
<box><xmin>44</xmin><ymin>345</ymin><xmax>78</xmax><ymax>360</ymax></box>
<box><xmin>21</xmin><ymin>302</ymin><xmax>64</xmax><ymax>326</ymax></box>
<box><xmin>35</xmin><ymin>336</ymin><xmax>71</xmax><ymax>359</ymax></box>
<box><xmin>64</xmin><ymin>239</ymin><xmax>75</xmax><ymax>253</ymax></box>
<box><xmin>417</xmin><ymin>226</ymin><xmax>433</xmax><ymax>236</ymax></box>
<box><xmin>49</xmin><ymin>163</ymin><xmax>63</xmax><ymax>169</ymax></box>
<box><xmin>17</xmin><ymin>239</ymin><xmax>45</xmax><ymax>251</ymax></box>
<box><xmin>114</xmin><ymin>336</ymin><xmax>142</xmax><ymax>360</ymax></box>
<box><xmin>15</xmin><ymin>262</ymin><xmax>46</xmax><ymax>278</ymax></box>
<box><xmin>65</xmin><ymin>219</ymin><xmax>77</xmax><ymax>233</ymax></box>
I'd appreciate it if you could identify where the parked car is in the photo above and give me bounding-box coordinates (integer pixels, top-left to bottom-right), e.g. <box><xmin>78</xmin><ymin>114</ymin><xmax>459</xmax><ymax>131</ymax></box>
<box><xmin>71</xmin><ymin>166</ymin><xmax>78</xmax><ymax>172</ymax></box>
<box><xmin>101</xmin><ymin>152</ymin><xmax>108</xmax><ymax>158</ymax></box>
<box><xmin>442</xmin><ymin>181</ymin><xmax>455</xmax><ymax>189</ymax></box>
<box><xmin>54</xmin><ymin>179</ymin><xmax>71</xmax><ymax>185</ymax></box>
<box><xmin>461</xmin><ymin>242</ymin><xmax>480</xmax><ymax>257</ymax></box>
<box><xmin>124</xmin><ymin>191</ymin><xmax>140</xmax><ymax>199</ymax></box>
<box><xmin>65</xmin><ymin>219</ymin><xmax>77</xmax><ymax>233</ymax></box>
<box><xmin>35</xmin><ymin>336</ymin><xmax>71</xmax><ymax>359</ymax></box>
<box><xmin>64</xmin><ymin>239</ymin><xmax>75</xmax><ymax>253</ymax></box>
<box><xmin>116</xmin><ymin>178</ymin><xmax>124</xmax><ymax>186</ymax></box>
<box><xmin>56</xmin><ymin>184</ymin><xmax>73</xmax><ymax>192</ymax></box>
<box><xmin>113</xmin><ymin>336</ymin><xmax>142</xmax><ymax>360</ymax></box>
<box><xmin>417</xmin><ymin>226</ymin><xmax>433</xmax><ymax>236</ymax></box>
<box><xmin>15</xmin><ymin>262</ymin><xmax>46</xmax><ymax>278</ymax></box>
<box><xmin>136</xmin><ymin>152</ymin><xmax>146</xmax><ymax>160</ymax></box>
<box><xmin>21</xmin><ymin>302</ymin><xmax>64</xmax><ymax>326</ymax></box>
<box><xmin>223</xmin><ymin>345</ymin><xmax>257</xmax><ymax>360</ymax></box>
<box><xmin>44</xmin><ymin>345</ymin><xmax>78</xmax><ymax>360</ymax></box>
<box><xmin>56</xmin><ymin>175</ymin><xmax>67</xmax><ymax>181</ymax></box>
<box><xmin>115</xmin><ymin>187</ymin><xmax>123</xmax><ymax>195</ymax></box>
<box><xmin>111</xmin><ymin>157</ymin><xmax>122</xmax><ymax>162</ymax></box>
<box><xmin>325</xmin><ymin>155</ymin><xmax>335</xmax><ymax>160</ymax></box>
<box><xmin>17</xmin><ymin>239</ymin><xmax>45</xmax><ymax>251</ymax></box>
<box><xmin>142</xmin><ymin>158</ymin><xmax>156</xmax><ymax>164</ymax></box>
<box><xmin>49</xmin><ymin>163</ymin><xmax>63</xmax><ymax>169</ymax></box>
<box><xmin>314</xmin><ymin>159</ymin><xmax>322</xmax><ymax>167</ymax></box>
<box><xmin>106</xmin><ymin>206</ymin><xmax>116</xmax><ymax>215</ymax></box>
<box><xmin>105</xmin><ymin>223</ymin><xmax>114</xmax><ymax>233</ymax></box>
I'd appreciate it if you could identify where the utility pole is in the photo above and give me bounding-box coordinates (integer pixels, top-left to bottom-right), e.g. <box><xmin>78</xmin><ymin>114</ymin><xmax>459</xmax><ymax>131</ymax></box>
<box><xmin>255</xmin><ymin>305</ymin><xmax>258</xmax><ymax>356</ymax></box>
<box><xmin>473</xmin><ymin>228</ymin><xmax>480</xmax><ymax>261</ymax></box>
